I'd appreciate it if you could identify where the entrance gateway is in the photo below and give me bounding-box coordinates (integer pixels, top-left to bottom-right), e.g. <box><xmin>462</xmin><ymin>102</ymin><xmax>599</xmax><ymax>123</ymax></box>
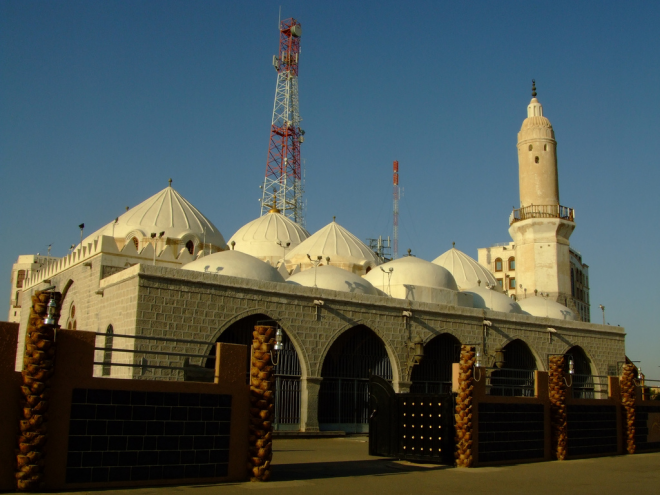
<box><xmin>368</xmin><ymin>376</ymin><xmax>454</xmax><ymax>464</ymax></box>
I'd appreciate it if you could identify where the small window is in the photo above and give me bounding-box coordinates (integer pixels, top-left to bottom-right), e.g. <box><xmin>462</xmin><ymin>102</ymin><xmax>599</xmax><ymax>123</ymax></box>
<box><xmin>495</xmin><ymin>258</ymin><xmax>503</xmax><ymax>272</ymax></box>
<box><xmin>509</xmin><ymin>277</ymin><xmax>516</xmax><ymax>289</ymax></box>
<box><xmin>70</xmin><ymin>304</ymin><xmax>76</xmax><ymax>318</ymax></box>
<box><xmin>508</xmin><ymin>257</ymin><xmax>515</xmax><ymax>270</ymax></box>
<box><xmin>544</xmin><ymin>144</ymin><xmax>548</xmax><ymax>151</ymax></box>
<box><xmin>535</xmin><ymin>156</ymin><xmax>540</xmax><ymax>163</ymax></box>
<box><xmin>186</xmin><ymin>240</ymin><xmax>194</xmax><ymax>255</ymax></box>
<box><xmin>528</xmin><ymin>144</ymin><xmax>533</xmax><ymax>151</ymax></box>
<box><xmin>365</xmin><ymin>266</ymin><xmax>372</xmax><ymax>274</ymax></box>
<box><xmin>103</xmin><ymin>325</ymin><xmax>114</xmax><ymax>376</ymax></box>
<box><xmin>73</xmin><ymin>320</ymin><xmax>77</xmax><ymax>330</ymax></box>
<box><xmin>67</xmin><ymin>321</ymin><xmax>72</xmax><ymax>330</ymax></box>
<box><xmin>496</xmin><ymin>279</ymin><xmax>503</xmax><ymax>288</ymax></box>
<box><xmin>131</xmin><ymin>237</ymin><xmax>139</xmax><ymax>250</ymax></box>
<box><xmin>16</xmin><ymin>270</ymin><xmax>26</xmax><ymax>288</ymax></box>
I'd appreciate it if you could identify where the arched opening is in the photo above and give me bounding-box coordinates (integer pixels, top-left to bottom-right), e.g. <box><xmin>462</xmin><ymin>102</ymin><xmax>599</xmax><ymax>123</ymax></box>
<box><xmin>489</xmin><ymin>339</ymin><xmax>537</xmax><ymax>397</ymax></box>
<box><xmin>102</xmin><ymin>325</ymin><xmax>114</xmax><ymax>376</ymax></box>
<box><xmin>410</xmin><ymin>333</ymin><xmax>460</xmax><ymax>394</ymax></box>
<box><xmin>319</xmin><ymin>325</ymin><xmax>392</xmax><ymax>432</ymax></box>
<box><xmin>566</xmin><ymin>346</ymin><xmax>595</xmax><ymax>399</ymax></box>
<box><xmin>186</xmin><ymin>240</ymin><xmax>194</xmax><ymax>255</ymax></box>
<box><xmin>207</xmin><ymin>313</ymin><xmax>302</xmax><ymax>430</ymax></box>
<box><xmin>131</xmin><ymin>237</ymin><xmax>139</xmax><ymax>250</ymax></box>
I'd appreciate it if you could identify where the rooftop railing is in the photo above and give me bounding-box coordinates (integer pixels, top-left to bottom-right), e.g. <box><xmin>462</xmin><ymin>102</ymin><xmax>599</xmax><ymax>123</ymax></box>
<box><xmin>510</xmin><ymin>204</ymin><xmax>575</xmax><ymax>225</ymax></box>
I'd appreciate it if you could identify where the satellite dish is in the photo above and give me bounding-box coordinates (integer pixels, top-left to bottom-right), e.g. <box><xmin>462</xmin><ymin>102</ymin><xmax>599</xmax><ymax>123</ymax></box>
<box><xmin>290</xmin><ymin>25</ymin><xmax>302</xmax><ymax>37</ymax></box>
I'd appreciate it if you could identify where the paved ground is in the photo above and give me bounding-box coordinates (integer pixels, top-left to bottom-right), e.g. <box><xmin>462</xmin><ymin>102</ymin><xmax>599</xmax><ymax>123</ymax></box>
<box><xmin>50</xmin><ymin>437</ymin><xmax>660</xmax><ymax>495</ymax></box>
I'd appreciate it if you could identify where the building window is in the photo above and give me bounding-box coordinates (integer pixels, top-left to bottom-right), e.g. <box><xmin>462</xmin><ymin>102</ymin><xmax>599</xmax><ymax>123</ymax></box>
<box><xmin>186</xmin><ymin>240</ymin><xmax>194</xmax><ymax>255</ymax></box>
<box><xmin>70</xmin><ymin>305</ymin><xmax>76</xmax><ymax>319</ymax></box>
<box><xmin>535</xmin><ymin>156</ymin><xmax>540</xmax><ymax>163</ymax></box>
<box><xmin>528</xmin><ymin>144</ymin><xmax>533</xmax><ymax>151</ymax></box>
<box><xmin>495</xmin><ymin>258</ymin><xmax>503</xmax><ymax>272</ymax></box>
<box><xmin>544</xmin><ymin>144</ymin><xmax>548</xmax><ymax>151</ymax></box>
<box><xmin>16</xmin><ymin>270</ymin><xmax>26</xmax><ymax>288</ymax></box>
<box><xmin>509</xmin><ymin>277</ymin><xmax>516</xmax><ymax>289</ymax></box>
<box><xmin>131</xmin><ymin>237</ymin><xmax>139</xmax><ymax>250</ymax></box>
<box><xmin>508</xmin><ymin>257</ymin><xmax>515</xmax><ymax>270</ymax></box>
<box><xmin>102</xmin><ymin>325</ymin><xmax>114</xmax><ymax>376</ymax></box>
<box><xmin>497</xmin><ymin>279</ymin><xmax>503</xmax><ymax>288</ymax></box>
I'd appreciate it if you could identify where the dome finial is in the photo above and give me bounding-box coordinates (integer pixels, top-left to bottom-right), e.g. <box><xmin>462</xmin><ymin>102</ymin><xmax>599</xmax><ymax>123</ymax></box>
<box><xmin>452</xmin><ymin>241</ymin><xmax>455</xmax><ymax>248</ymax></box>
<box><xmin>168</xmin><ymin>178</ymin><xmax>172</xmax><ymax>187</ymax></box>
<box><xmin>269</xmin><ymin>189</ymin><xmax>281</xmax><ymax>213</ymax></box>
<box><xmin>333</xmin><ymin>216</ymin><xmax>336</xmax><ymax>222</ymax></box>
<box><xmin>531</xmin><ymin>79</ymin><xmax>537</xmax><ymax>98</ymax></box>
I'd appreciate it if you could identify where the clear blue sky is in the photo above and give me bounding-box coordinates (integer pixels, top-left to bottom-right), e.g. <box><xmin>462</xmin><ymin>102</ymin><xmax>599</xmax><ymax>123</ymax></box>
<box><xmin>1</xmin><ymin>1</ymin><xmax>659</xmax><ymax>378</ymax></box>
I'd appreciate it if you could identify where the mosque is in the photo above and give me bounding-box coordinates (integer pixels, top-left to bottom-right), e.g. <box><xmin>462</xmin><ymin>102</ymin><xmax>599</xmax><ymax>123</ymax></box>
<box><xmin>6</xmin><ymin>87</ymin><xmax>626</xmax><ymax>433</ymax></box>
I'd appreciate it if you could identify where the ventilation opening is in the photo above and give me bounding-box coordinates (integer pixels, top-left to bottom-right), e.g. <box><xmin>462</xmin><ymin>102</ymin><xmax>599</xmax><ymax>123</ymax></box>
<box><xmin>186</xmin><ymin>240</ymin><xmax>194</xmax><ymax>255</ymax></box>
<box><xmin>535</xmin><ymin>156</ymin><xmax>539</xmax><ymax>164</ymax></box>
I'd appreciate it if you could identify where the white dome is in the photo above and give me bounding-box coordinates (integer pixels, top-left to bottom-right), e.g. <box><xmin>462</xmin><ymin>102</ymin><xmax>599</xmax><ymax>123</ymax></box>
<box><xmin>286</xmin><ymin>265</ymin><xmax>379</xmax><ymax>295</ymax></box>
<box><xmin>182</xmin><ymin>250</ymin><xmax>284</xmax><ymax>283</ymax></box>
<box><xmin>228</xmin><ymin>210</ymin><xmax>309</xmax><ymax>264</ymax></box>
<box><xmin>286</xmin><ymin>220</ymin><xmax>379</xmax><ymax>274</ymax></box>
<box><xmin>363</xmin><ymin>256</ymin><xmax>459</xmax><ymax>291</ymax></box>
<box><xmin>433</xmin><ymin>247</ymin><xmax>499</xmax><ymax>290</ymax></box>
<box><xmin>463</xmin><ymin>287</ymin><xmax>524</xmax><ymax>314</ymax></box>
<box><xmin>82</xmin><ymin>184</ymin><xmax>226</xmax><ymax>251</ymax></box>
<box><xmin>517</xmin><ymin>296</ymin><xmax>577</xmax><ymax>321</ymax></box>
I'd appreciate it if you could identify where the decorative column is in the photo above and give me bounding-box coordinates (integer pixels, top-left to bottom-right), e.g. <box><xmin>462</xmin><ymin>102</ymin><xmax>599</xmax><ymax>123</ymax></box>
<box><xmin>455</xmin><ymin>345</ymin><xmax>475</xmax><ymax>467</ymax></box>
<box><xmin>16</xmin><ymin>290</ymin><xmax>60</xmax><ymax>492</ymax></box>
<box><xmin>300</xmin><ymin>376</ymin><xmax>322</xmax><ymax>432</ymax></box>
<box><xmin>248</xmin><ymin>325</ymin><xmax>275</xmax><ymax>481</ymax></box>
<box><xmin>620</xmin><ymin>364</ymin><xmax>637</xmax><ymax>454</ymax></box>
<box><xmin>548</xmin><ymin>355</ymin><xmax>568</xmax><ymax>460</ymax></box>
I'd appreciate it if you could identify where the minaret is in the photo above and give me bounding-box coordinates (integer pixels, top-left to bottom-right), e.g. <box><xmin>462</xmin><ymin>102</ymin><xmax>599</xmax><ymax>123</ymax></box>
<box><xmin>509</xmin><ymin>81</ymin><xmax>576</xmax><ymax>308</ymax></box>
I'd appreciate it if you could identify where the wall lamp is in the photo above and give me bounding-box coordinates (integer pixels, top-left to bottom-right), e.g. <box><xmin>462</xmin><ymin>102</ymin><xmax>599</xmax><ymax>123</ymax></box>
<box><xmin>402</xmin><ymin>310</ymin><xmax>412</xmax><ymax>318</ymax></box>
<box><xmin>547</xmin><ymin>327</ymin><xmax>557</xmax><ymax>343</ymax></box>
<box><xmin>313</xmin><ymin>300</ymin><xmax>324</xmax><ymax>306</ymax></box>
<box><xmin>406</xmin><ymin>335</ymin><xmax>424</xmax><ymax>371</ymax></box>
<box><xmin>271</xmin><ymin>327</ymin><xmax>284</xmax><ymax>366</ymax></box>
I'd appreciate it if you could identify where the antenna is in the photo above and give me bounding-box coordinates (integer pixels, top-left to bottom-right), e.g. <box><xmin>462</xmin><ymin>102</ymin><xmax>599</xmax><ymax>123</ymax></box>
<box><xmin>260</xmin><ymin>17</ymin><xmax>305</xmax><ymax>227</ymax></box>
<box><xmin>393</xmin><ymin>161</ymin><xmax>399</xmax><ymax>259</ymax></box>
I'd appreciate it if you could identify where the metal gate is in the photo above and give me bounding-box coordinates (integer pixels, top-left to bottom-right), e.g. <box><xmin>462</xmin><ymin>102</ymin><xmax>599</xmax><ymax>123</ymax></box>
<box><xmin>369</xmin><ymin>376</ymin><xmax>454</xmax><ymax>464</ymax></box>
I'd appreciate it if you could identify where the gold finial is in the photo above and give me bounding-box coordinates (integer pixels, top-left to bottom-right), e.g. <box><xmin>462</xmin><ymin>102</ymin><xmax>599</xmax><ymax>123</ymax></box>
<box><xmin>269</xmin><ymin>190</ymin><xmax>281</xmax><ymax>213</ymax></box>
<box><xmin>168</xmin><ymin>178</ymin><xmax>172</xmax><ymax>187</ymax></box>
<box><xmin>333</xmin><ymin>216</ymin><xmax>336</xmax><ymax>222</ymax></box>
<box><xmin>452</xmin><ymin>241</ymin><xmax>455</xmax><ymax>248</ymax></box>
<box><xmin>531</xmin><ymin>79</ymin><xmax>537</xmax><ymax>98</ymax></box>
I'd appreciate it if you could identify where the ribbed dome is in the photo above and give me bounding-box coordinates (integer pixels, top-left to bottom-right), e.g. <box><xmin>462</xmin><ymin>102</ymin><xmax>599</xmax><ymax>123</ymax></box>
<box><xmin>228</xmin><ymin>211</ymin><xmax>309</xmax><ymax>264</ymax></box>
<box><xmin>182</xmin><ymin>250</ymin><xmax>284</xmax><ymax>283</ymax></box>
<box><xmin>432</xmin><ymin>248</ymin><xmax>499</xmax><ymax>290</ymax></box>
<box><xmin>517</xmin><ymin>296</ymin><xmax>577</xmax><ymax>321</ymax></box>
<box><xmin>521</xmin><ymin>115</ymin><xmax>553</xmax><ymax>130</ymax></box>
<box><xmin>81</xmin><ymin>184</ymin><xmax>226</xmax><ymax>251</ymax></box>
<box><xmin>463</xmin><ymin>287</ymin><xmax>524</xmax><ymax>314</ymax></box>
<box><xmin>285</xmin><ymin>220</ymin><xmax>379</xmax><ymax>274</ymax></box>
<box><xmin>363</xmin><ymin>256</ymin><xmax>459</xmax><ymax>291</ymax></box>
<box><xmin>286</xmin><ymin>265</ymin><xmax>379</xmax><ymax>295</ymax></box>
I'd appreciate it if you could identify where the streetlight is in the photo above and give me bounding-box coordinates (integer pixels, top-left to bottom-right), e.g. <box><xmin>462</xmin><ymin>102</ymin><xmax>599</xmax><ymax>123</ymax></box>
<box><xmin>307</xmin><ymin>254</ymin><xmax>323</xmax><ymax>287</ymax></box>
<box><xmin>277</xmin><ymin>241</ymin><xmax>290</xmax><ymax>266</ymax></box>
<box><xmin>599</xmin><ymin>304</ymin><xmax>605</xmax><ymax>325</ymax></box>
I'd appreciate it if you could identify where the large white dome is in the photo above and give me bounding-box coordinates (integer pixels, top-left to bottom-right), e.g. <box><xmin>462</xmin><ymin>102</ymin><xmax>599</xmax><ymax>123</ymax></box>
<box><xmin>182</xmin><ymin>250</ymin><xmax>284</xmax><ymax>283</ymax></box>
<box><xmin>228</xmin><ymin>210</ymin><xmax>309</xmax><ymax>265</ymax></box>
<box><xmin>463</xmin><ymin>287</ymin><xmax>524</xmax><ymax>314</ymax></box>
<box><xmin>286</xmin><ymin>265</ymin><xmax>379</xmax><ymax>295</ymax></box>
<box><xmin>433</xmin><ymin>247</ymin><xmax>499</xmax><ymax>291</ymax></box>
<box><xmin>81</xmin><ymin>184</ymin><xmax>227</xmax><ymax>253</ymax></box>
<box><xmin>285</xmin><ymin>220</ymin><xmax>379</xmax><ymax>275</ymax></box>
<box><xmin>517</xmin><ymin>296</ymin><xmax>577</xmax><ymax>321</ymax></box>
<box><xmin>363</xmin><ymin>256</ymin><xmax>459</xmax><ymax>291</ymax></box>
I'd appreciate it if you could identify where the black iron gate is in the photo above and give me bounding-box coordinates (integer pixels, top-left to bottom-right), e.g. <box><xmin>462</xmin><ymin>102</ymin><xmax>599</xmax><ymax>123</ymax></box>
<box><xmin>368</xmin><ymin>376</ymin><xmax>454</xmax><ymax>464</ymax></box>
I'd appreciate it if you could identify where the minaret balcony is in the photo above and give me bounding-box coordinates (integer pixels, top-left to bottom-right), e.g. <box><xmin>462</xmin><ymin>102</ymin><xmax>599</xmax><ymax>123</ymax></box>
<box><xmin>509</xmin><ymin>205</ymin><xmax>575</xmax><ymax>225</ymax></box>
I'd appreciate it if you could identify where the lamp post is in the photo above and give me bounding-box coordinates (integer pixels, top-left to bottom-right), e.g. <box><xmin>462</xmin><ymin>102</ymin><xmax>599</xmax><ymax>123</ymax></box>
<box><xmin>277</xmin><ymin>241</ymin><xmax>290</xmax><ymax>266</ymax></box>
<box><xmin>599</xmin><ymin>304</ymin><xmax>605</xmax><ymax>325</ymax></box>
<box><xmin>380</xmin><ymin>266</ymin><xmax>394</xmax><ymax>296</ymax></box>
<box><xmin>307</xmin><ymin>254</ymin><xmax>322</xmax><ymax>287</ymax></box>
<box><xmin>151</xmin><ymin>232</ymin><xmax>165</xmax><ymax>265</ymax></box>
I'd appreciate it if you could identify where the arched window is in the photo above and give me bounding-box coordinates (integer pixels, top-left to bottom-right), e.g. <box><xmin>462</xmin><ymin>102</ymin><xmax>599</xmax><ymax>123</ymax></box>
<box><xmin>186</xmin><ymin>240</ymin><xmax>194</xmax><ymax>255</ymax></box>
<box><xmin>535</xmin><ymin>156</ymin><xmax>540</xmax><ymax>164</ymax></box>
<box><xmin>70</xmin><ymin>304</ymin><xmax>76</xmax><ymax>319</ymax></box>
<box><xmin>508</xmin><ymin>257</ymin><xmax>515</xmax><ymax>270</ymax></box>
<box><xmin>544</xmin><ymin>144</ymin><xmax>548</xmax><ymax>151</ymax></box>
<box><xmin>16</xmin><ymin>270</ymin><xmax>26</xmax><ymax>288</ymax></box>
<box><xmin>494</xmin><ymin>258</ymin><xmax>503</xmax><ymax>272</ymax></box>
<box><xmin>102</xmin><ymin>325</ymin><xmax>114</xmax><ymax>376</ymax></box>
<box><xmin>131</xmin><ymin>237</ymin><xmax>139</xmax><ymax>250</ymax></box>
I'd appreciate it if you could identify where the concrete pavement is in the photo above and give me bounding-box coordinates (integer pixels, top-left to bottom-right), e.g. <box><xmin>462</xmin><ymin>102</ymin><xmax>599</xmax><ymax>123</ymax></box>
<box><xmin>41</xmin><ymin>437</ymin><xmax>660</xmax><ymax>495</ymax></box>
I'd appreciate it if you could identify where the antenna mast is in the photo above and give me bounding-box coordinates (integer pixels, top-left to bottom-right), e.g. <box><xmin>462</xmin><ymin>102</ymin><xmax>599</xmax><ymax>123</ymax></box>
<box><xmin>393</xmin><ymin>160</ymin><xmax>399</xmax><ymax>259</ymax></box>
<box><xmin>260</xmin><ymin>18</ymin><xmax>305</xmax><ymax>226</ymax></box>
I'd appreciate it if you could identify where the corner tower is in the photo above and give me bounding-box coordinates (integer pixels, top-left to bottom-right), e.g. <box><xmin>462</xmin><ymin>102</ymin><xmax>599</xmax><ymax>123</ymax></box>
<box><xmin>508</xmin><ymin>81</ymin><xmax>576</xmax><ymax>306</ymax></box>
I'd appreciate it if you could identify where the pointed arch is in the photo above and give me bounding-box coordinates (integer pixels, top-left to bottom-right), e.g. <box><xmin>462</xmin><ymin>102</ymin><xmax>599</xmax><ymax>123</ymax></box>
<box><xmin>410</xmin><ymin>333</ymin><xmax>461</xmax><ymax>394</ymax></box>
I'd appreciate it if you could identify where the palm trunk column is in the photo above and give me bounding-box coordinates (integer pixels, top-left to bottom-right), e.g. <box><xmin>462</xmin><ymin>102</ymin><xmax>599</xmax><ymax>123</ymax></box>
<box><xmin>248</xmin><ymin>325</ymin><xmax>276</xmax><ymax>481</ymax></box>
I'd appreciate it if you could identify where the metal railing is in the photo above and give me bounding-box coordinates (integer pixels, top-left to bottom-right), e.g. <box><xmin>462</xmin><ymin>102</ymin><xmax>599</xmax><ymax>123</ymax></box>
<box><xmin>510</xmin><ymin>204</ymin><xmax>575</xmax><ymax>225</ymax></box>
<box><xmin>92</xmin><ymin>331</ymin><xmax>215</xmax><ymax>377</ymax></box>
<box><xmin>572</xmin><ymin>374</ymin><xmax>609</xmax><ymax>399</ymax></box>
<box><xmin>485</xmin><ymin>368</ymin><xmax>536</xmax><ymax>397</ymax></box>
<box><xmin>641</xmin><ymin>379</ymin><xmax>660</xmax><ymax>401</ymax></box>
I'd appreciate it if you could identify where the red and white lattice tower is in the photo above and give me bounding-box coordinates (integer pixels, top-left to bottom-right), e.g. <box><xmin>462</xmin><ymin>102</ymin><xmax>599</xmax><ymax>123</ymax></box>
<box><xmin>260</xmin><ymin>18</ymin><xmax>305</xmax><ymax>225</ymax></box>
<box><xmin>393</xmin><ymin>160</ymin><xmax>399</xmax><ymax>259</ymax></box>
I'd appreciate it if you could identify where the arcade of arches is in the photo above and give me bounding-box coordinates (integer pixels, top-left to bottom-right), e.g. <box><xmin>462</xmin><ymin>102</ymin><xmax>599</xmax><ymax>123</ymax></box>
<box><xmin>200</xmin><ymin>316</ymin><xmax>585</xmax><ymax>432</ymax></box>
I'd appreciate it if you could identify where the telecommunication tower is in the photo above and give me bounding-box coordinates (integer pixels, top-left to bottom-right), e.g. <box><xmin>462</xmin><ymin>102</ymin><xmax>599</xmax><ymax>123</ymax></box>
<box><xmin>259</xmin><ymin>18</ymin><xmax>305</xmax><ymax>226</ymax></box>
<box><xmin>393</xmin><ymin>160</ymin><xmax>399</xmax><ymax>259</ymax></box>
